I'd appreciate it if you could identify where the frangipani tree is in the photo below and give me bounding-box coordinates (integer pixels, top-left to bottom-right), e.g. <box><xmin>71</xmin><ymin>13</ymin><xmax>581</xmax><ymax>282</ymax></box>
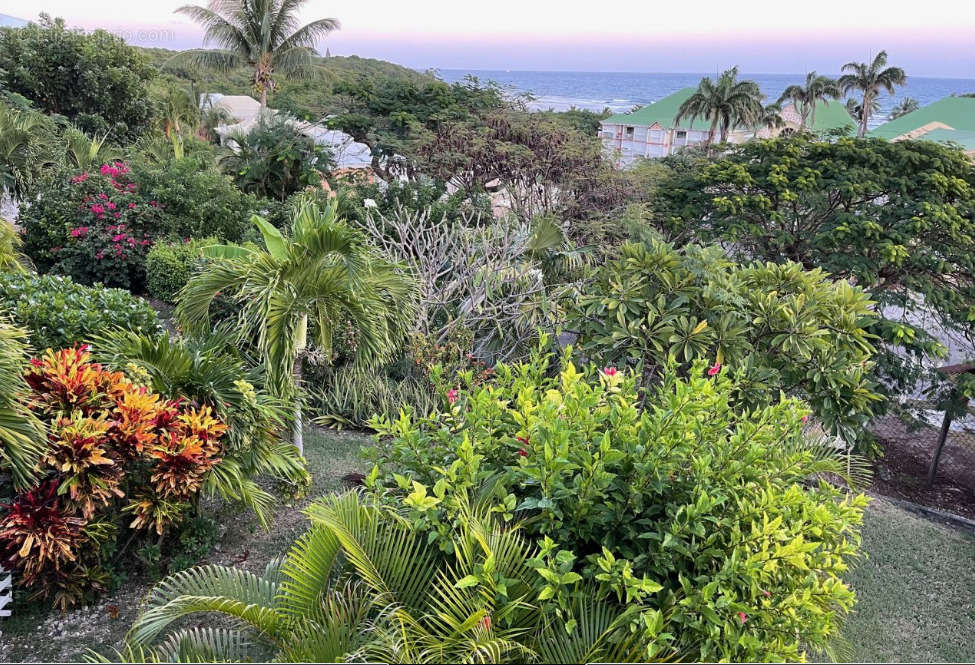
<box><xmin>177</xmin><ymin>199</ymin><xmax>417</xmax><ymax>454</ymax></box>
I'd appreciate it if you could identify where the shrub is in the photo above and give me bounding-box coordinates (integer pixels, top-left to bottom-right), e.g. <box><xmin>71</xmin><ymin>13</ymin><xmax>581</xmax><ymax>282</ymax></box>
<box><xmin>569</xmin><ymin>238</ymin><xmax>882</xmax><ymax>447</ymax></box>
<box><xmin>0</xmin><ymin>272</ymin><xmax>162</xmax><ymax>349</ymax></box>
<box><xmin>131</xmin><ymin>155</ymin><xmax>256</xmax><ymax>242</ymax></box>
<box><xmin>0</xmin><ymin>347</ymin><xmax>226</xmax><ymax>610</ymax></box>
<box><xmin>336</xmin><ymin>178</ymin><xmax>492</xmax><ymax>227</ymax></box>
<box><xmin>145</xmin><ymin>237</ymin><xmax>217</xmax><ymax>303</ymax></box>
<box><xmin>367</xmin><ymin>344</ymin><xmax>869</xmax><ymax>662</ymax></box>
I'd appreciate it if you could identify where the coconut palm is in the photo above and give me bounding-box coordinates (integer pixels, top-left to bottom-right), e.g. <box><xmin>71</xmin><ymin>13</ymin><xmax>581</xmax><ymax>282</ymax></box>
<box><xmin>152</xmin><ymin>80</ymin><xmax>202</xmax><ymax>139</ymax></box>
<box><xmin>777</xmin><ymin>72</ymin><xmax>841</xmax><ymax>130</ymax></box>
<box><xmin>845</xmin><ymin>97</ymin><xmax>881</xmax><ymax>125</ymax></box>
<box><xmin>176</xmin><ymin>199</ymin><xmax>416</xmax><ymax>454</ymax></box>
<box><xmin>838</xmin><ymin>51</ymin><xmax>907</xmax><ymax>137</ymax></box>
<box><xmin>174</xmin><ymin>0</ymin><xmax>340</xmax><ymax>108</ymax></box>
<box><xmin>0</xmin><ymin>319</ymin><xmax>45</xmax><ymax>490</ymax></box>
<box><xmin>674</xmin><ymin>66</ymin><xmax>763</xmax><ymax>152</ymax></box>
<box><xmin>755</xmin><ymin>103</ymin><xmax>786</xmax><ymax>136</ymax></box>
<box><xmin>888</xmin><ymin>97</ymin><xmax>920</xmax><ymax>121</ymax></box>
<box><xmin>102</xmin><ymin>491</ymin><xmax>652</xmax><ymax>663</ymax></box>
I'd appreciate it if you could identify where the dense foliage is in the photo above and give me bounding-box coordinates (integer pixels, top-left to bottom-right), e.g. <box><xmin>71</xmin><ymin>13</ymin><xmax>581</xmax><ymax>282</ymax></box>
<box><xmin>0</xmin><ymin>320</ymin><xmax>44</xmax><ymax>489</ymax></box>
<box><xmin>0</xmin><ymin>347</ymin><xmax>226</xmax><ymax>610</ymax></box>
<box><xmin>569</xmin><ymin>238</ymin><xmax>881</xmax><ymax>446</ymax></box>
<box><xmin>145</xmin><ymin>237</ymin><xmax>216</xmax><ymax>303</ymax></box>
<box><xmin>111</xmin><ymin>491</ymin><xmax>651</xmax><ymax>663</ymax></box>
<box><xmin>655</xmin><ymin>134</ymin><xmax>975</xmax><ymax>396</ymax></box>
<box><xmin>0</xmin><ymin>272</ymin><xmax>161</xmax><ymax>349</ymax></box>
<box><xmin>0</xmin><ymin>15</ymin><xmax>155</xmax><ymax>140</ymax></box>
<box><xmin>367</xmin><ymin>346</ymin><xmax>869</xmax><ymax>661</ymax></box>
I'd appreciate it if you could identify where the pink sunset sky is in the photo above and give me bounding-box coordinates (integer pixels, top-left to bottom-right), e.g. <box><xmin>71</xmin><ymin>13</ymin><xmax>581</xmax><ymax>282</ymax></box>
<box><xmin>2</xmin><ymin>0</ymin><xmax>973</xmax><ymax>77</ymax></box>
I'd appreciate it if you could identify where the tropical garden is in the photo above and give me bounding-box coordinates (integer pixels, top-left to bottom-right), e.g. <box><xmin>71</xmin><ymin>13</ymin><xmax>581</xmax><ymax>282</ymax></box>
<box><xmin>0</xmin><ymin>2</ymin><xmax>972</xmax><ymax>663</ymax></box>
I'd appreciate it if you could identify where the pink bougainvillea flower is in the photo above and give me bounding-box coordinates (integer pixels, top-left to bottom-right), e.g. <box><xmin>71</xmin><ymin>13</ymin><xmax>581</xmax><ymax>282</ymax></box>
<box><xmin>128</xmin><ymin>202</ymin><xmax>136</xmax><ymax>209</ymax></box>
<box><xmin>516</xmin><ymin>436</ymin><xmax>529</xmax><ymax>445</ymax></box>
<box><xmin>518</xmin><ymin>448</ymin><xmax>528</xmax><ymax>457</ymax></box>
<box><xmin>603</xmin><ymin>366</ymin><xmax>618</xmax><ymax>376</ymax></box>
<box><xmin>447</xmin><ymin>388</ymin><xmax>458</xmax><ymax>404</ymax></box>
<box><xmin>97</xmin><ymin>192</ymin><xmax>108</xmax><ymax>200</ymax></box>
<box><xmin>106</xmin><ymin>202</ymin><xmax>116</xmax><ymax>210</ymax></box>
<box><xmin>737</xmin><ymin>611</ymin><xmax>747</xmax><ymax>624</ymax></box>
<box><xmin>708</xmin><ymin>362</ymin><xmax>722</xmax><ymax>376</ymax></box>
<box><xmin>112</xmin><ymin>234</ymin><xmax>125</xmax><ymax>242</ymax></box>
<box><xmin>801</xmin><ymin>415</ymin><xmax>809</xmax><ymax>424</ymax></box>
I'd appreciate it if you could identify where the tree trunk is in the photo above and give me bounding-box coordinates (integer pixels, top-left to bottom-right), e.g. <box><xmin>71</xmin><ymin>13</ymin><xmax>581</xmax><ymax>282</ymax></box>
<box><xmin>858</xmin><ymin>94</ymin><xmax>869</xmax><ymax>138</ymax></box>
<box><xmin>292</xmin><ymin>313</ymin><xmax>308</xmax><ymax>456</ymax></box>
<box><xmin>260</xmin><ymin>86</ymin><xmax>268</xmax><ymax>109</ymax></box>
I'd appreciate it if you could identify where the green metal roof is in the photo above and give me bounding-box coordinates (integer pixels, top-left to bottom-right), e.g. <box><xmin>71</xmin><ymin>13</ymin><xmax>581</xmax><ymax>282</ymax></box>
<box><xmin>869</xmin><ymin>96</ymin><xmax>975</xmax><ymax>140</ymax></box>
<box><xmin>915</xmin><ymin>128</ymin><xmax>975</xmax><ymax>151</ymax></box>
<box><xmin>808</xmin><ymin>99</ymin><xmax>856</xmax><ymax>133</ymax></box>
<box><xmin>603</xmin><ymin>89</ymin><xmax>854</xmax><ymax>133</ymax></box>
<box><xmin>602</xmin><ymin>88</ymin><xmax>715</xmax><ymax>131</ymax></box>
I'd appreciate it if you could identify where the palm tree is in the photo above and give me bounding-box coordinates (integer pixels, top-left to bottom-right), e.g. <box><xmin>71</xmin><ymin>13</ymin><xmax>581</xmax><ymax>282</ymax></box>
<box><xmin>838</xmin><ymin>51</ymin><xmax>907</xmax><ymax>137</ymax></box>
<box><xmin>777</xmin><ymin>72</ymin><xmax>841</xmax><ymax>130</ymax></box>
<box><xmin>674</xmin><ymin>66</ymin><xmax>763</xmax><ymax>152</ymax></box>
<box><xmin>888</xmin><ymin>97</ymin><xmax>920</xmax><ymax>121</ymax></box>
<box><xmin>104</xmin><ymin>492</ymin><xmax>652</xmax><ymax>663</ymax></box>
<box><xmin>62</xmin><ymin>126</ymin><xmax>123</xmax><ymax>170</ymax></box>
<box><xmin>152</xmin><ymin>80</ymin><xmax>202</xmax><ymax>139</ymax></box>
<box><xmin>755</xmin><ymin>103</ymin><xmax>786</xmax><ymax>136</ymax></box>
<box><xmin>176</xmin><ymin>199</ymin><xmax>416</xmax><ymax>455</ymax></box>
<box><xmin>0</xmin><ymin>104</ymin><xmax>57</xmax><ymax>199</ymax></box>
<box><xmin>0</xmin><ymin>319</ymin><xmax>45</xmax><ymax>490</ymax></box>
<box><xmin>845</xmin><ymin>97</ymin><xmax>880</xmax><ymax>125</ymax></box>
<box><xmin>174</xmin><ymin>0</ymin><xmax>340</xmax><ymax>108</ymax></box>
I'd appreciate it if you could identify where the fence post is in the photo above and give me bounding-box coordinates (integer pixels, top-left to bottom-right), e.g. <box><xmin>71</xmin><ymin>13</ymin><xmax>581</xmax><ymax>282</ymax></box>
<box><xmin>928</xmin><ymin>406</ymin><xmax>954</xmax><ymax>488</ymax></box>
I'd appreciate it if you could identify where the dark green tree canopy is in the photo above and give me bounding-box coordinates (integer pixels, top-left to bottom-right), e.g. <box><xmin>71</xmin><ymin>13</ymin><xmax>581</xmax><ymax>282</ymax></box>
<box><xmin>0</xmin><ymin>15</ymin><xmax>156</xmax><ymax>140</ymax></box>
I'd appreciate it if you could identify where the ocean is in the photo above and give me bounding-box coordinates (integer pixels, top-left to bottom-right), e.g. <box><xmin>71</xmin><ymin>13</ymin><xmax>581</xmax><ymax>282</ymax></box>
<box><xmin>435</xmin><ymin>69</ymin><xmax>975</xmax><ymax>129</ymax></box>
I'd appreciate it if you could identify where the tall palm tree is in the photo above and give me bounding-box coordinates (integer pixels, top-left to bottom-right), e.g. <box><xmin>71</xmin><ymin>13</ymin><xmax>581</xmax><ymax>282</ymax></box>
<box><xmin>755</xmin><ymin>103</ymin><xmax>786</xmax><ymax>136</ymax></box>
<box><xmin>845</xmin><ymin>97</ymin><xmax>880</xmax><ymax>125</ymax></box>
<box><xmin>174</xmin><ymin>0</ymin><xmax>340</xmax><ymax>108</ymax></box>
<box><xmin>176</xmin><ymin>199</ymin><xmax>416</xmax><ymax>454</ymax></box>
<box><xmin>674</xmin><ymin>66</ymin><xmax>763</xmax><ymax>152</ymax></box>
<box><xmin>838</xmin><ymin>51</ymin><xmax>907</xmax><ymax>137</ymax></box>
<box><xmin>888</xmin><ymin>97</ymin><xmax>920</xmax><ymax>121</ymax></box>
<box><xmin>103</xmin><ymin>492</ymin><xmax>652</xmax><ymax>663</ymax></box>
<box><xmin>777</xmin><ymin>72</ymin><xmax>841</xmax><ymax>130</ymax></box>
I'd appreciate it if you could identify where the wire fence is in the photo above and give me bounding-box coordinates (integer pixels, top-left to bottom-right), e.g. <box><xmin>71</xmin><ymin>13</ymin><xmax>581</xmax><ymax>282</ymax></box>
<box><xmin>869</xmin><ymin>403</ymin><xmax>975</xmax><ymax>519</ymax></box>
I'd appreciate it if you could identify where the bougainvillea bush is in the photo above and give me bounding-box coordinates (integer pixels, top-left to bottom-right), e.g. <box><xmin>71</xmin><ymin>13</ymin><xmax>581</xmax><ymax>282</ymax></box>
<box><xmin>0</xmin><ymin>347</ymin><xmax>226</xmax><ymax>610</ymax></box>
<box><xmin>366</xmin><ymin>341</ymin><xmax>869</xmax><ymax>662</ymax></box>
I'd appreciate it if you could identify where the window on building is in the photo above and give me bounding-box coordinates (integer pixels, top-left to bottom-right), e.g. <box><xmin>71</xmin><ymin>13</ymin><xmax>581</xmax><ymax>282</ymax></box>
<box><xmin>625</xmin><ymin>126</ymin><xmax>634</xmax><ymax>139</ymax></box>
<box><xmin>675</xmin><ymin>130</ymin><xmax>688</xmax><ymax>146</ymax></box>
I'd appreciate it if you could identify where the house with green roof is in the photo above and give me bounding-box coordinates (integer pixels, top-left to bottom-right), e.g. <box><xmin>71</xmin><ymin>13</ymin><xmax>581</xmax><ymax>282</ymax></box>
<box><xmin>868</xmin><ymin>96</ymin><xmax>975</xmax><ymax>157</ymax></box>
<box><xmin>600</xmin><ymin>88</ymin><xmax>853</xmax><ymax>166</ymax></box>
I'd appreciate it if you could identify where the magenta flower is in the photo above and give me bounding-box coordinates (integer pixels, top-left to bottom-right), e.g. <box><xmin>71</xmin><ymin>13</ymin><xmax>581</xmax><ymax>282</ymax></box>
<box><xmin>518</xmin><ymin>448</ymin><xmax>527</xmax><ymax>457</ymax></box>
<box><xmin>801</xmin><ymin>415</ymin><xmax>809</xmax><ymax>424</ymax></box>
<box><xmin>603</xmin><ymin>366</ymin><xmax>618</xmax><ymax>376</ymax></box>
<box><xmin>128</xmin><ymin>202</ymin><xmax>136</xmax><ymax>209</ymax></box>
<box><xmin>97</xmin><ymin>192</ymin><xmax>108</xmax><ymax>200</ymax></box>
<box><xmin>737</xmin><ymin>611</ymin><xmax>747</xmax><ymax>624</ymax></box>
<box><xmin>106</xmin><ymin>202</ymin><xmax>116</xmax><ymax>210</ymax></box>
<box><xmin>90</xmin><ymin>203</ymin><xmax>105</xmax><ymax>215</ymax></box>
<box><xmin>708</xmin><ymin>362</ymin><xmax>722</xmax><ymax>376</ymax></box>
<box><xmin>447</xmin><ymin>388</ymin><xmax>458</xmax><ymax>404</ymax></box>
<box><xmin>112</xmin><ymin>234</ymin><xmax>125</xmax><ymax>242</ymax></box>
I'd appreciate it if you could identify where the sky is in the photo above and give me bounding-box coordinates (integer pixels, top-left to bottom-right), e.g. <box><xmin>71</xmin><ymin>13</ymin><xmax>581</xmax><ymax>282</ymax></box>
<box><xmin>3</xmin><ymin>0</ymin><xmax>975</xmax><ymax>77</ymax></box>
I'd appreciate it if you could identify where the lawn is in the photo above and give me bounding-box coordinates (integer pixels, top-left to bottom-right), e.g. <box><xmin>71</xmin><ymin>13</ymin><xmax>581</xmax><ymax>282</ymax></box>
<box><xmin>0</xmin><ymin>428</ymin><xmax>971</xmax><ymax>663</ymax></box>
<box><xmin>844</xmin><ymin>498</ymin><xmax>975</xmax><ymax>663</ymax></box>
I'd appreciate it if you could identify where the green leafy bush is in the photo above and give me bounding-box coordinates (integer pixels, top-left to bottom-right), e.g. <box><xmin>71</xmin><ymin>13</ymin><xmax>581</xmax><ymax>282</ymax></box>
<box><xmin>145</xmin><ymin>237</ymin><xmax>217</xmax><ymax>303</ymax></box>
<box><xmin>0</xmin><ymin>272</ymin><xmax>161</xmax><ymax>349</ymax></box>
<box><xmin>569</xmin><ymin>238</ymin><xmax>882</xmax><ymax>447</ymax></box>
<box><xmin>131</xmin><ymin>155</ymin><xmax>256</xmax><ymax>242</ymax></box>
<box><xmin>368</xmin><ymin>344</ymin><xmax>869</xmax><ymax>661</ymax></box>
<box><xmin>309</xmin><ymin>366</ymin><xmax>437</xmax><ymax>429</ymax></box>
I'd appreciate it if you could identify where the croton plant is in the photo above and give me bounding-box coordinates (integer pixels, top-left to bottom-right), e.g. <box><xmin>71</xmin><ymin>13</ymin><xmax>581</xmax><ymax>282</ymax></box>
<box><xmin>0</xmin><ymin>346</ymin><xmax>226</xmax><ymax>610</ymax></box>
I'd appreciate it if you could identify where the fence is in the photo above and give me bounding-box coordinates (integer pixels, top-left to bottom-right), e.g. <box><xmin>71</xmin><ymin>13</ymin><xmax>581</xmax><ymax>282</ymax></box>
<box><xmin>869</xmin><ymin>403</ymin><xmax>975</xmax><ymax>519</ymax></box>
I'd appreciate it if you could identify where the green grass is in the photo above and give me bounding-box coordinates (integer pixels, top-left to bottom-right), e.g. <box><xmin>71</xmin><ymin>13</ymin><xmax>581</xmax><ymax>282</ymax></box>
<box><xmin>844</xmin><ymin>498</ymin><xmax>975</xmax><ymax>663</ymax></box>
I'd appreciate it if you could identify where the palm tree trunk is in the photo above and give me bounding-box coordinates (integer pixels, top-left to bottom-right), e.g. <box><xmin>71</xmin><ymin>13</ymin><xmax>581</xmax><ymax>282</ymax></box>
<box><xmin>292</xmin><ymin>313</ymin><xmax>308</xmax><ymax>456</ymax></box>
<box><xmin>859</xmin><ymin>94</ymin><xmax>869</xmax><ymax>138</ymax></box>
<box><xmin>260</xmin><ymin>86</ymin><xmax>268</xmax><ymax>109</ymax></box>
